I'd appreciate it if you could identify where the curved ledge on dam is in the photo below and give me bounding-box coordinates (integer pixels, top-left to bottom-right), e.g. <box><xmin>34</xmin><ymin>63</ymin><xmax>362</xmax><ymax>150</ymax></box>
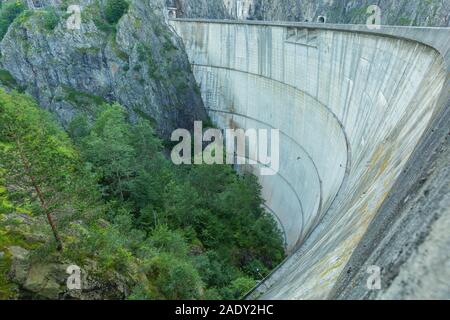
<box><xmin>170</xmin><ymin>18</ymin><xmax>450</xmax><ymax>299</ymax></box>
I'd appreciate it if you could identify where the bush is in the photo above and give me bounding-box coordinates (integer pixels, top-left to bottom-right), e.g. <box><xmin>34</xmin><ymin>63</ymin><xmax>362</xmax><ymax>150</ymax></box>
<box><xmin>0</xmin><ymin>69</ymin><xmax>17</xmax><ymax>88</ymax></box>
<box><xmin>42</xmin><ymin>9</ymin><xmax>59</xmax><ymax>31</ymax></box>
<box><xmin>104</xmin><ymin>0</ymin><xmax>129</xmax><ymax>24</ymax></box>
<box><xmin>0</xmin><ymin>1</ymin><xmax>25</xmax><ymax>40</ymax></box>
<box><xmin>1</xmin><ymin>90</ymin><xmax>285</xmax><ymax>298</ymax></box>
<box><xmin>221</xmin><ymin>277</ymin><xmax>256</xmax><ymax>299</ymax></box>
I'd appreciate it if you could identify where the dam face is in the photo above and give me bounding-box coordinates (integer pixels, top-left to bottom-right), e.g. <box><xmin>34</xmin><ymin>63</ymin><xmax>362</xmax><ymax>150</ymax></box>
<box><xmin>170</xmin><ymin>19</ymin><xmax>449</xmax><ymax>299</ymax></box>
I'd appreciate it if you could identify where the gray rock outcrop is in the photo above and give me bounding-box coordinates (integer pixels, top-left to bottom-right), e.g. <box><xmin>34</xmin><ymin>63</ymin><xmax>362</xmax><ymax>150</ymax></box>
<box><xmin>7</xmin><ymin>245</ymin><xmax>130</xmax><ymax>299</ymax></box>
<box><xmin>175</xmin><ymin>0</ymin><xmax>450</xmax><ymax>27</ymax></box>
<box><xmin>0</xmin><ymin>0</ymin><xmax>207</xmax><ymax>137</ymax></box>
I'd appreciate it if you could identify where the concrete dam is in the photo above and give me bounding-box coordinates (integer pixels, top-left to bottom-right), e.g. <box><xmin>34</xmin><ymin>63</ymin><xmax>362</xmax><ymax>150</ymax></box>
<box><xmin>169</xmin><ymin>19</ymin><xmax>450</xmax><ymax>299</ymax></box>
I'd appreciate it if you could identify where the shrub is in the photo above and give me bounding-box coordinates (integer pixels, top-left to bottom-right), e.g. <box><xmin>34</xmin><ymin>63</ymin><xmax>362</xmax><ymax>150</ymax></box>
<box><xmin>42</xmin><ymin>9</ymin><xmax>59</xmax><ymax>31</ymax></box>
<box><xmin>0</xmin><ymin>69</ymin><xmax>17</xmax><ymax>88</ymax></box>
<box><xmin>104</xmin><ymin>0</ymin><xmax>129</xmax><ymax>24</ymax></box>
<box><xmin>0</xmin><ymin>1</ymin><xmax>25</xmax><ymax>40</ymax></box>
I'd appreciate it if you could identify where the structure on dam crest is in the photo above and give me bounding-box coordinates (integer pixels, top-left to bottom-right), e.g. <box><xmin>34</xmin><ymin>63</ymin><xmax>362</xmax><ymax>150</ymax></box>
<box><xmin>169</xmin><ymin>19</ymin><xmax>450</xmax><ymax>299</ymax></box>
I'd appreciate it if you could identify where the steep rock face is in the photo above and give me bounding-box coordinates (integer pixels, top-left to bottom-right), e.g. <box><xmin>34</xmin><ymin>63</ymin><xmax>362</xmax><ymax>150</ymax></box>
<box><xmin>166</xmin><ymin>0</ymin><xmax>230</xmax><ymax>19</ymax></box>
<box><xmin>1</xmin><ymin>212</ymin><xmax>133</xmax><ymax>300</ymax></box>
<box><xmin>0</xmin><ymin>0</ymin><xmax>207</xmax><ymax>137</ymax></box>
<box><xmin>176</xmin><ymin>0</ymin><xmax>449</xmax><ymax>27</ymax></box>
<box><xmin>7</xmin><ymin>245</ymin><xmax>130</xmax><ymax>299</ymax></box>
<box><xmin>249</xmin><ymin>0</ymin><xmax>449</xmax><ymax>26</ymax></box>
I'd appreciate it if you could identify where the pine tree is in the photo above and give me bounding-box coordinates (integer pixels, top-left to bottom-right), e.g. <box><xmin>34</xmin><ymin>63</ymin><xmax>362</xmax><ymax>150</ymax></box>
<box><xmin>0</xmin><ymin>89</ymin><xmax>83</xmax><ymax>250</ymax></box>
<box><xmin>81</xmin><ymin>104</ymin><xmax>135</xmax><ymax>201</ymax></box>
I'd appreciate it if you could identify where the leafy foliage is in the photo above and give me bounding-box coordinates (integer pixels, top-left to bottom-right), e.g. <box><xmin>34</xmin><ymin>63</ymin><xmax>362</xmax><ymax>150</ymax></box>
<box><xmin>42</xmin><ymin>8</ymin><xmax>60</xmax><ymax>31</ymax></box>
<box><xmin>0</xmin><ymin>89</ymin><xmax>100</xmax><ymax>250</ymax></box>
<box><xmin>0</xmin><ymin>0</ymin><xmax>25</xmax><ymax>40</ymax></box>
<box><xmin>0</xmin><ymin>90</ymin><xmax>285</xmax><ymax>300</ymax></box>
<box><xmin>105</xmin><ymin>0</ymin><xmax>129</xmax><ymax>24</ymax></box>
<box><xmin>0</xmin><ymin>69</ymin><xmax>19</xmax><ymax>89</ymax></box>
<box><xmin>73</xmin><ymin>104</ymin><xmax>285</xmax><ymax>299</ymax></box>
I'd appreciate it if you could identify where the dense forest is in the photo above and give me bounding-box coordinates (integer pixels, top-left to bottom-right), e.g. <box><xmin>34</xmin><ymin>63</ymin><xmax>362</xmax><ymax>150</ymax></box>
<box><xmin>0</xmin><ymin>88</ymin><xmax>285</xmax><ymax>299</ymax></box>
<box><xmin>0</xmin><ymin>0</ymin><xmax>284</xmax><ymax>300</ymax></box>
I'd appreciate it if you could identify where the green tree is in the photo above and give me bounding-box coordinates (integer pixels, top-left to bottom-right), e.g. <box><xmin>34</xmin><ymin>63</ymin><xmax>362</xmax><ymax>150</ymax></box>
<box><xmin>128</xmin><ymin>119</ymin><xmax>170</xmax><ymax>213</ymax></box>
<box><xmin>105</xmin><ymin>0</ymin><xmax>129</xmax><ymax>24</ymax></box>
<box><xmin>222</xmin><ymin>276</ymin><xmax>256</xmax><ymax>300</ymax></box>
<box><xmin>0</xmin><ymin>89</ymin><xmax>90</xmax><ymax>250</ymax></box>
<box><xmin>0</xmin><ymin>0</ymin><xmax>25</xmax><ymax>40</ymax></box>
<box><xmin>42</xmin><ymin>8</ymin><xmax>59</xmax><ymax>31</ymax></box>
<box><xmin>81</xmin><ymin>104</ymin><xmax>135</xmax><ymax>201</ymax></box>
<box><xmin>56</xmin><ymin>98</ymin><xmax>285</xmax><ymax>299</ymax></box>
<box><xmin>147</xmin><ymin>225</ymin><xmax>189</xmax><ymax>258</ymax></box>
<box><xmin>146</xmin><ymin>253</ymin><xmax>203</xmax><ymax>300</ymax></box>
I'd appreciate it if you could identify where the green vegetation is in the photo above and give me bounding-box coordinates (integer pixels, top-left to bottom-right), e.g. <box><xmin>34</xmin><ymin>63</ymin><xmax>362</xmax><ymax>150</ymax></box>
<box><xmin>346</xmin><ymin>5</ymin><xmax>370</xmax><ymax>24</ymax></box>
<box><xmin>105</xmin><ymin>0</ymin><xmax>129</xmax><ymax>25</ymax></box>
<box><xmin>61</xmin><ymin>86</ymin><xmax>108</xmax><ymax>115</ymax></box>
<box><xmin>0</xmin><ymin>89</ymin><xmax>101</xmax><ymax>250</ymax></box>
<box><xmin>0</xmin><ymin>89</ymin><xmax>284</xmax><ymax>299</ymax></box>
<box><xmin>108</xmin><ymin>32</ymin><xmax>130</xmax><ymax>61</ymax></box>
<box><xmin>80</xmin><ymin>1</ymin><xmax>117</xmax><ymax>34</ymax></box>
<box><xmin>0</xmin><ymin>0</ymin><xmax>25</xmax><ymax>40</ymax></box>
<box><xmin>6</xmin><ymin>6</ymin><xmax>60</xmax><ymax>33</ymax></box>
<box><xmin>0</xmin><ymin>235</ymin><xmax>17</xmax><ymax>299</ymax></box>
<box><xmin>162</xmin><ymin>37</ymin><xmax>177</xmax><ymax>53</ymax></box>
<box><xmin>0</xmin><ymin>69</ymin><xmax>18</xmax><ymax>88</ymax></box>
<box><xmin>137</xmin><ymin>43</ymin><xmax>162</xmax><ymax>80</ymax></box>
<box><xmin>398</xmin><ymin>16</ymin><xmax>413</xmax><ymax>26</ymax></box>
<box><xmin>93</xmin><ymin>16</ymin><xmax>116</xmax><ymax>34</ymax></box>
<box><xmin>42</xmin><ymin>8</ymin><xmax>60</xmax><ymax>31</ymax></box>
<box><xmin>0</xmin><ymin>209</ymin><xmax>39</xmax><ymax>299</ymax></box>
<box><xmin>0</xmin><ymin>181</ymin><xmax>16</xmax><ymax>299</ymax></box>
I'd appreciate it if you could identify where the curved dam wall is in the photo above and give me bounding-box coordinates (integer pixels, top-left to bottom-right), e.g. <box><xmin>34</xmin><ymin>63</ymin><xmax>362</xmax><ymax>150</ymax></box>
<box><xmin>169</xmin><ymin>19</ymin><xmax>449</xmax><ymax>299</ymax></box>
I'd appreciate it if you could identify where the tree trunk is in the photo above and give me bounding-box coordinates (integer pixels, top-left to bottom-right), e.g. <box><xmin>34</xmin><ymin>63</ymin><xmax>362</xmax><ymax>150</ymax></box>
<box><xmin>15</xmin><ymin>136</ymin><xmax>63</xmax><ymax>251</ymax></box>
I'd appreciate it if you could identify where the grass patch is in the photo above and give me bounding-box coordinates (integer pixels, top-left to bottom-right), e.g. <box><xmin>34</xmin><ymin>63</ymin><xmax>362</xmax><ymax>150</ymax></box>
<box><xmin>93</xmin><ymin>16</ymin><xmax>116</xmax><ymax>34</ymax></box>
<box><xmin>42</xmin><ymin>8</ymin><xmax>60</xmax><ymax>31</ymax></box>
<box><xmin>0</xmin><ymin>0</ymin><xmax>25</xmax><ymax>41</ymax></box>
<box><xmin>0</xmin><ymin>69</ymin><xmax>17</xmax><ymax>88</ymax></box>
<box><xmin>105</xmin><ymin>0</ymin><xmax>129</xmax><ymax>25</ymax></box>
<box><xmin>0</xmin><ymin>246</ymin><xmax>16</xmax><ymax>299</ymax></box>
<box><xmin>108</xmin><ymin>32</ymin><xmax>129</xmax><ymax>61</ymax></box>
<box><xmin>398</xmin><ymin>16</ymin><xmax>413</xmax><ymax>26</ymax></box>
<box><xmin>62</xmin><ymin>86</ymin><xmax>108</xmax><ymax>115</ymax></box>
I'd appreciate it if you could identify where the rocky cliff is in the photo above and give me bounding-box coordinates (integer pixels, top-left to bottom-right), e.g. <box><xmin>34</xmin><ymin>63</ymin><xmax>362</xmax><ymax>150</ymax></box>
<box><xmin>166</xmin><ymin>0</ymin><xmax>230</xmax><ymax>19</ymax></box>
<box><xmin>0</xmin><ymin>0</ymin><xmax>207</xmax><ymax>137</ymax></box>
<box><xmin>175</xmin><ymin>0</ymin><xmax>449</xmax><ymax>27</ymax></box>
<box><xmin>1</xmin><ymin>212</ymin><xmax>131</xmax><ymax>299</ymax></box>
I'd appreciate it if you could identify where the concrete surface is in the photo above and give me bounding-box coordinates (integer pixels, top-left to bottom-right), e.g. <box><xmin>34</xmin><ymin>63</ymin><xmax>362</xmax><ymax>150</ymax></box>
<box><xmin>169</xmin><ymin>19</ymin><xmax>449</xmax><ymax>299</ymax></box>
<box><xmin>329</xmin><ymin>91</ymin><xmax>450</xmax><ymax>300</ymax></box>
